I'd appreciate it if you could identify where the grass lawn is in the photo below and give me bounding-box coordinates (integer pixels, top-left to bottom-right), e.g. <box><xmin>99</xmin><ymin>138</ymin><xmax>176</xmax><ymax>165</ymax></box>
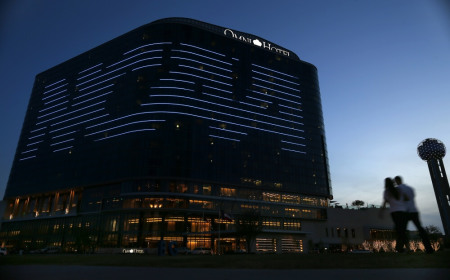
<box><xmin>1</xmin><ymin>251</ymin><xmax>449</xmax><ymax>269</ymax></box>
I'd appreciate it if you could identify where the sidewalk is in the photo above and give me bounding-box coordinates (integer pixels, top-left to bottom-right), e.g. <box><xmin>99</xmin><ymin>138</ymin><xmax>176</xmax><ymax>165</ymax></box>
<box><xmin>1</xmin><ymin>265</ymin><xmax>449</xmax><ymax>280</ymax></box>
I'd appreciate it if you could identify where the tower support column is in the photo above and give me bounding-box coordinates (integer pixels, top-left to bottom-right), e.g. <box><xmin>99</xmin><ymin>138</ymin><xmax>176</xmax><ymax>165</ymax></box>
<box><xmin>427</xmin><ymin>158</ymin><xmax>450</xmax><ymax>236</ymax></box>
<box><xmin>418</xmin><ymin>138</ymin><xmax>450</xmax><ymax>241</ymax></box>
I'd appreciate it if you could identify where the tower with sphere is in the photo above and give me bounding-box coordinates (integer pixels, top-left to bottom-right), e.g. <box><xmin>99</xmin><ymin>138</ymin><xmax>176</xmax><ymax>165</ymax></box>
<box><xmin>417</xmin><ymin>138</ymin><xmax>450</xmax><ymax>237</ymax></box>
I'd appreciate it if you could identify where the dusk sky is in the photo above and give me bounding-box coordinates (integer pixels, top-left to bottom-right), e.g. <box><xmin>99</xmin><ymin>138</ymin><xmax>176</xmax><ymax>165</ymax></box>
<box><xmin>1</xmin><ymin>0</ymin><xmax>449</xmax><ymax>232</ymax></box>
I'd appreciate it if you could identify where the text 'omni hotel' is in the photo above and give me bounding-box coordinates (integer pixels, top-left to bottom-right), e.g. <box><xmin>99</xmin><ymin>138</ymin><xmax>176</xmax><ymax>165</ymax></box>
<box><xmin>1</xmin><ymin>18</ymin><xmax>332</xmax><ymax>253</ymax></box>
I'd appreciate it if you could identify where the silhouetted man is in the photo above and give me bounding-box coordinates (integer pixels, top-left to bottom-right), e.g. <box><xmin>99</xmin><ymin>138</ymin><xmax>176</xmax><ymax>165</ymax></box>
<box><xmin>395</xmin><ymin>176</ymin><xmax>434</xmax><ymax>253</ymax></box>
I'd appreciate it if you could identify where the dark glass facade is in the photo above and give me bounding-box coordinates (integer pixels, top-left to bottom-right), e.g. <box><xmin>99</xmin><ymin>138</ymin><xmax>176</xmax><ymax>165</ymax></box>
<box><xmin>1</xmin><ymin>18</ymin><xmax>331</xmax><ymax>254</ymax></box>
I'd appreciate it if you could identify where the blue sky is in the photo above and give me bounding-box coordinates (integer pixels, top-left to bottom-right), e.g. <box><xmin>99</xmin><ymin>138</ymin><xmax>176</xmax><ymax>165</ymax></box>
<box><xmin>1</xmin><ymin>0</ymin><xmax>449</xmax><ymax>232</ymax></box>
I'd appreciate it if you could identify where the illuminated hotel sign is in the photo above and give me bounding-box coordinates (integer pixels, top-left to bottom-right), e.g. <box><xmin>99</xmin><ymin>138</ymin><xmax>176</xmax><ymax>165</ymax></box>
<box><xmin>122</xmin><ymin>248</ymin><xmax>145</xmax><ymax>254</ymax></box>
<box><xmin>223</xmin><ymin>28</ymin><xmax>290</xmax><ymax>57</ymax></box>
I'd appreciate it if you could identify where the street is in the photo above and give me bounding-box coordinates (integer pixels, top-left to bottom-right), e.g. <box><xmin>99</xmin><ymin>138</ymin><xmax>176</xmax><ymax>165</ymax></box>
<box><xmin>1</xmin><ymin>265</ymin><xmax>449</xmax><ymax>280</ymax></box>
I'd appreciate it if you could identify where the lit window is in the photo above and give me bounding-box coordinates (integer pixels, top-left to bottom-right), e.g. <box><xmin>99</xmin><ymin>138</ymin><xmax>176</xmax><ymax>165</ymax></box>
<box><xmin>202</xmin><ymin>185</ymin><xmax>212</xmax><ymax>195</ymax></box>
<box><xmin>220</xmin><ymin>187</ymin><xmax>236</xmax><ymax>197</ymax></box>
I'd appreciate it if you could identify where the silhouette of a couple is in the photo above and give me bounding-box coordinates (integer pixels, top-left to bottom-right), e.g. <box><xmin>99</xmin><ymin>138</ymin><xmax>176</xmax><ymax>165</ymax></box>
<box><xmin>381</xmin><ymin>176</ymin><xmax>434</xmax><ymax>253</ymax></box>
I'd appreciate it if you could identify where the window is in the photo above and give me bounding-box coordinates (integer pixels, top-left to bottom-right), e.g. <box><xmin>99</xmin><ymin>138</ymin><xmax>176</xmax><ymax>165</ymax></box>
<box><xmin>262</xmin><ymin>192</ymin><xmax>280</xmax><ymax>202</ymax></box>
<box><xmin>192</xmin><ymin>185</ymin><xmax>199</xmax><ymax>194</ymax></box>
<box><xmin>176</xmin><ymin>183</ymin><xmax>188</xmax><ymax>193</ymax></box>
<box><xmin>123</xmin><ymin>198</ymin><xmax>142</xmax><ymax>208</ymax></box>
<box><xmin>189</xmin><ymin>218</ymin><xmax>211</xmax><ymax>233</ymax></box>
<box><xmin>284</xmin><ymin>220</ymin><xmax>301</xmax><ymax>230</ymax></box>
<box><xmin>202</xmin><ymin>185</ymin><xmax>212</xmax><ymax>195</ymax></box>
<box><xmin>189</xmin><ymin>200</ymin><xmax>213</xmax><ymax>209</ymax></box>
<box><xmin>282</xmin><ymin>194</ymin><xmax>300</xmax><ymax>204</ymax></box>
<box><xmin>109</xmin><ymin>218</ymin><xmax>118</xmax><ymax>232</ymax></box>
<box><xmin>166</xmin><ymin>198</ymin><xmax>187</xmax><ymax>208</ymax></box>
<box><xmin>220</xmin><ymin>187</ymin><xmax>236</xmax><ymax>197</ymax></box>
<box><xmin>166</xmin><ymin>217</ymin><xmax>184</xmax><ymax>232</ymax></box>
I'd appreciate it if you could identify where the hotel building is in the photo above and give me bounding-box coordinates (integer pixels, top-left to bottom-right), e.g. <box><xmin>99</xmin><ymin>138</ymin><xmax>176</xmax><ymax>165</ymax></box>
<box><xmin>0</xmin><ymin>18</ymin><xmax>331</xmax><ymax>253</ymax></box>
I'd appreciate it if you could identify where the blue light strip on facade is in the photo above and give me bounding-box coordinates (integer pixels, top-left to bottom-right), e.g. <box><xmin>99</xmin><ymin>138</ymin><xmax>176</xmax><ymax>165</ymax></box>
<box><xmin>53</xmin><ymin>146</ymin><xmax>73</xmax><ymax>153</ymax></box>
<box><xmin>281</xmin><ymin>140</ymin><xmax>306</xmax><ymax>146</ymax></box>
<box><xmin>52</xmin><ymin>130</ymin><xmax>77</xmax><ymax>139</ymax></box>
<box><xmin>72</xmin><ymin>91</ymin><xmax>112</xmax><ymax>107</ymax></box>
<box><xmin>278</xmin><ymin>104</ymin><xmax>303</xmax><ymax>112</ymax></box>
<box><xmin>160</xmin><ymin>78</ymin><xmax>195</xmax><ymax>84</ymax></box>
<box><xmin>252</xmin><ymin>77</ymin><xmax>299</xmax><ymax>92</ymax></box>
<box><xmin>113</xmin><ymin>57</ymin><xmax>162</xmax><ymax>71</ymax></box>
<box><xmin>281</xmin><ymin>147</ymin><xmax>306</xmax><ymax>154</ymax></box>
<box><xmin>38</xmin><ymin>101</ymin><xmax>105</xmax><ymax>125</ymax></box>
<box><xmin>85</xmin><ymin>112</ymin><xmax>165</xmax><ymax>130</ymax></box>
<box><xmin>209</xmin><ymin>134</ymin><xmax>240</xmax><ymax>142</ymax></box>
<box><xmin>43</xmin><ymin>83</ymin><xmax>68</xmax><ymax>95</ymax></box>
<box><xmin>179</xmin><ymin>65</ymin><xmax>232</xmax><ymax>80</ymax></box>
<box><xmin>74</xmin><ymin>84</ymin><xmax>114</xmax><ymax>100</ymax></box>
<box><xmin>19</xmin><ymin>155</ymin><xmax>36</xmax><ymax>161</ymax></box>
<box><xmin>251</xmin><ymin>84</ymin><xmax>301</xmax><ymax>100</ymax></box>
<box><xmin>239</xmin><ymin>101</ymin><xmax>266</xmax><ymax>110</ymax></box>
<box><xmin>203</xmin><ymin>85</ymin><xmax>233</xmax><ymax>94</ymax></box>
<box><xmin>209</xmin><ymin>126</ymin><xmax>247</xmax><ymax>135</ymax></box>
<box><xmin>78</xmin><ymin>73</ymin><xmax>126</xmax><ymax>92</ymax></box>
<box><xmin>248</xmin><ymin>89</ymin><xmax>302</xmax><ymax>106</ymax></box>
<box><xmin>252</xmin><ymin>63</ymin><xmax>299</xmax><ymax>79</ymax></box>
<box><xmin>77</xmin><ymin>63</ymin><xmax>138</xmax><ymax>86</ymax></box>
<box><xmin>50</xmin><ymin>138</ymin><xmax>75</xmax><ymax>146</ymax></box>
<box><xmin>279</xmin><ymin>111</ymin><xmax>304</xmax><ymax>119</ymax></box>
<box><xmin>94</xmin><ymin>129</ymin><xmax>156</xmax><ymax>141</ymax></box>
<box><xmin>78</xmin><ymin>63</ymin><xmax>103</xmax><ymax>74</ymax></box>
<box><xmin>171</xmin><ymin>56</ymin><xmax>232</xmax><ymax>72</ymax></box>
<box><xmin>77</xmin><ymin>69</ymin><xmax>102</xmax><ymax>81</ymax></box>
<box><xmin>143</xmin><ymin>100</ymin><xmax>304</xmax><ymax>133</ymax></box>
<box><xmin>123</xmin><ymin>42</ymin><xmax>172</xmax><ymax>56</ymax></box>
<box><xmin>26</xmin><ymin>140</ymin><xmax>43</xmax><ymax>147</ymax></box>
<box><xmin>202</xmin><ymin>92</ymin><xmax>233</xmax><ymax>101</ymax></box>
<box><xmin>39</xmin><ymin>101</ymin><xmax>69</xmax><ymax>112</ymax></box>
<box><xmin>169</xmin><ymin>71</ymin><xmax>232</xmax><ymax>87</ymax></box>
<box><xmin>42</xmin><ymin>89</ymin><xmax>68</xmax><ymax>101</ymax></box>
<box><xmin>251</xmin><ymin>70</ymin><xmax>300</xmax><ymax>86</ymax></box>
<box><xmin>50</xmin><ymin>107</ymin><xmax>105</xmax><ymax>127</ymax></box>
<box><xmin>245</xmin><ymin>95</ymin><xmax>272</xmax><ymax>104</ymax></box>
<box><xmin>28</xmin><ymin>133</ymin><xmax>45</xmax><ymax>140</ymax></box>
<box><xmin>180</xmin><ymin>43</ymin><xmax>226</xmax><ymax>57</ymax></box>
<box><xmin>150</xmin><ymin>86</ymin><xmax>194</xmax><ymax>92</ymax></box>
<box><xmin>37</xmin><ymin>107</ymin><xmax>68</xmax><ymax>119</ymax></box>
<box><xmin>43</xmin><ymin>95</ymin><xmax>68</xmax><ymax>106</ymax></box>
<box><xmin>140</xmin><ymin>110</ymin><xmax>305</xmax><ymax>140</ymax></box>
<box><xmin>172</xmin><ymin>50</ymin><xmax>232</xmax><ymax>66</ymax></box>
<box><xmin>44</xmin><ymin>79</ymin><xmax>66</xmax><ymax>89</ymax></box>
<box><xmin>147</xmin><ymin>94</ymin><xmax>304</xmax><ymax>127</ymax></box>
<box><xmin>49</xmin><ymin>114</ymin><xmax>109</xmax><ymax>134</ymax></box>
<box><xmin>105</xmin><ymin>51</ymin><xmax>163</xmax><ymax>70</ymax></box>
<box><xmin>85</xmin><ymin>120</ymin><xmax>162</xmax><ymax>137</ymax></box>
<box><xmin>30</xmin><ymin>126</ymin><xmax>47</xmax><ymax>133</ymax></box>
<box><xmin>21</xmin><ymin>148</ymin><xmax>37</xmax><ymax>154</ymax></box>
<box><xmin>132</xmin><ymin>64</ymin><xmax>162</xmax><ymax>71</ymax></box>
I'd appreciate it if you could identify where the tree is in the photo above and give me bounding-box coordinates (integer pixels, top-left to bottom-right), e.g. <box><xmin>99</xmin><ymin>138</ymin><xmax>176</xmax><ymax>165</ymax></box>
<box><xmin>424</xmin><ymin>225</ymin><xmax>443</xmax><ymax>241</ymax></box>
<box><xmin>351</xmin><ymin>200</ymin><xmax>365</xmax><ymax>208</ymax></box>
<box><xmin>235</xmin><ymin>211</ymin><xmax>263</xmax><ymax>253</ymax></box>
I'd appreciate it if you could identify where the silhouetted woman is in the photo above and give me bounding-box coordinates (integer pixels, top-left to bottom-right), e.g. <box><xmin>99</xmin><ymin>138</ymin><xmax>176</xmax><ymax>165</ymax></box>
<box><xmin>381</xmin><ymin>177</ymin><xmax>408</xmax><ymax>252</ymax></box>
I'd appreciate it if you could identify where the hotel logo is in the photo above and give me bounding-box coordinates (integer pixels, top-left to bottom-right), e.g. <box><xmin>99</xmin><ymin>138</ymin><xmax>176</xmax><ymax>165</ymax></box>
<box><xmin>223</xmin><ymin>28</ymin><xmax>290</xmax><ymax>57</ymax></box>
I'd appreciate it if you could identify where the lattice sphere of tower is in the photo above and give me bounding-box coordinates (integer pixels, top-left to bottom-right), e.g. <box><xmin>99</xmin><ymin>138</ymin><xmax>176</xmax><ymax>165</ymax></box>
<box><xmin>417</xmin><ymin>138</ymin><xmax>446</xmax><ymax>161</ymax></box>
